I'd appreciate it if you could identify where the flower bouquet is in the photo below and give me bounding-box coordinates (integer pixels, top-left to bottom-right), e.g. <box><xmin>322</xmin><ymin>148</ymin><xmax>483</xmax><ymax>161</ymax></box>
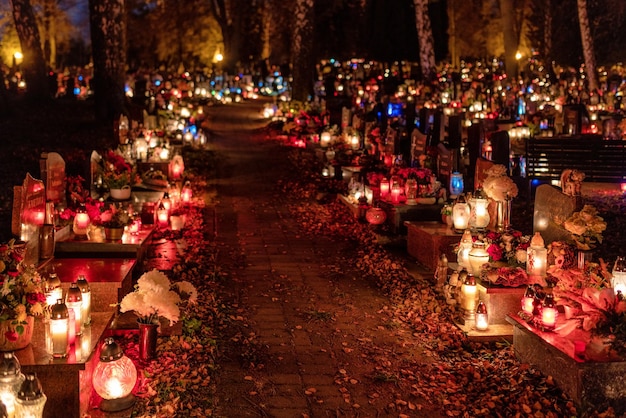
<box><xmin>102</xmin><ymin>150</ymin><xmax>138</xmax><ymax>189</ymax></box>
<box><xmin>482</xmin><ymin>164</ymin><xmax>518</xmax><ymax>201</ymax></box>
<box><xmin>119</xmin><ymin>269</ymin><xmax>197</xmax><ymax>326</ymax></box>
<box><xmin>563</xmin><ymin>204</ymin><xmax>607</xmax><ymax>251</ymax></box>
<box><xmin>0</xmin><ymin>240</ymin><xmax>46</xmax><ymax>344</ymax></box>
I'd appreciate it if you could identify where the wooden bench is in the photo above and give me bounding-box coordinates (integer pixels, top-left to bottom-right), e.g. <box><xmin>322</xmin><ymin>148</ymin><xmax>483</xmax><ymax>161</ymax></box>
<box><xmin>526</xmin><ymin>136</ymin><xmax>626</xmax><ymax>185</ymax></box>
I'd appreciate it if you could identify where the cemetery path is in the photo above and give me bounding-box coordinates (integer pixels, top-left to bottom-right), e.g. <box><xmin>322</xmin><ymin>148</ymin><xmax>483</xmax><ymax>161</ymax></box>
<box><xmin>205</xmin><ymin>102</ymin><xmax>442</xmax><ymax>418</ymax></box>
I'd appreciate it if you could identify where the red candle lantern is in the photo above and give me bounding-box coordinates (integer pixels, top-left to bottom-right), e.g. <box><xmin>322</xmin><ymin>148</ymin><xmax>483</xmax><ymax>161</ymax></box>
<box><xmin>521</xmin><ymin>285</ymin><xmax>536</xmax><ymax>316</ymax></box>
<box><xmin>156</xmin><ymin>202</ymin><xmax>169</xmax><ymax>227</ymax></box>
<box><xmin>541</xmin><ymin>293</ymin><xmax>557</xmax><ymax>330</ymax></box>
<box><xmin>72</xmin><ymin>206</ymin><xmax>90</xmax><ymax>239</ymax></box>
<box><xmin>181</xmin><ymin>181</ymin><xmax>192</xmax><ymax>203</ymax></box>
<box><xmin>379</xmin><ymin>178</ymin><xmax>390</xmax><ymax>200</ymax></box>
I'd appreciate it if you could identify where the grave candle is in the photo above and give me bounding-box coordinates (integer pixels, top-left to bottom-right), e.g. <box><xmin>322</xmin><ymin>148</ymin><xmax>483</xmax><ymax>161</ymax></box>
<box><xmin>181</xmin><ymin>181</ymin><xmax>192</xmax><ymax>203</ymax></box>
<box><xmin>469</xmin><ymin>194</ymin><xmax>490</xmax><ymax>231</ymax></box>
<box><xmin>541</xmin><ymin>293</ymin><xmax>557</xmax><ymax>330</ymax></box>
<box><xmin>461</xmin><ymin>274</ymin><xmax>478</xmax><ymax>321</ymax></box>
<box><xmin>468</xmin><ymin>240</ymin><xmax>489</xmax><ymax>276</ymax></box>
<box><xmin>76</xmin><ymin>275</ymin><xmax>91</xmax><ymax>326</ymax></box>
<box><xmin>527</xmin><ymin>233</ymin><xmax>547</xmax><ymax>278</ymax></box>
<box><xmin>157</xmin><ymin>202</ymin><xmax>169</xmax><ymax>227</ymax></box>
<box><xmin>456</xmin><ymin>230</ymin><xmax>473</xmax><ymax>269</ymax></box>
<box><xmin>475</xmin><ymin>301</ymin><xmax>489</xmax><ymax>331</ymax></box>
<box><xmin>49</xmin><ymin>300</ymin><xmax>69</xmax><ymax>358</ymax></box>
<box><xmin>390</xmin><ymin>182</ymin><xmax>402</xmax><ymax>204</ymax></box>
<box><xmin>320</xmin><ymin>132</ymin><xmax>331</xmax><ymax>147</ymax></box>
<box><xmin>72</xmin><ymin>207</ymin><xmax>90</xmax><ymax>239</ymax></box>
<box><xmin>65</xmin><ymin>284</ymin><xmax>83</xmax><ymax>336</ymax></box>
<box><xmin>379</xmin><ymin>178</ymin><xmax>390</xmax><ymax>199</ymax></box>
<box><xmin>521</xmin><ymin>285</ymin><xmax>536</xmax><ymax>315</ymax></box>
<box><xmin>452</xmin><ymin>195</ymin><xmax>470</xmax><ymax>232</ymax></box>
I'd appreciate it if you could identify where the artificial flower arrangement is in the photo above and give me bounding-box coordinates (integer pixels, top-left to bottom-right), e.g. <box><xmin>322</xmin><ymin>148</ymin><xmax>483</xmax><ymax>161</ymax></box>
<box><xmin>0</xmin><ymin>240</ymin><xmax>46</xmax><ymax>340</ymax></box>
<box><xmin>482</xmin><ymin>164</ymin><xmax>518</xmax><ymax>201</ymax></box>
<box><xmin>100</xmin><ymin>204</ymin><xmax>132</xmax><ymax>229</ymax></box>
<box><xmin>477</xmin><ymin>230</ymin><xmax>534</xmax><ymax>287</ymax></box>
<box><xmin>562</xmin><ymin>204</ymin><xmax>607</xmax><ymax>251</ymax></box>
<box><xmin>102</xmin><ymin>150</ymin><xmax>139</xmax><ymax>189</ymax></box>
<box><xmin>119</xmin><ymin>269</ymin><xmax>197</xmax><ymax>326</ymax></box>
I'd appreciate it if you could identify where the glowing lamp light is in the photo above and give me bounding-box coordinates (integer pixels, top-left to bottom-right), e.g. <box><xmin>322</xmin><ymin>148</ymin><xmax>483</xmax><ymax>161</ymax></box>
<box><xmin>468</xmin><ymin>240</ymin><xmax>490</xmax><ymax>276</ymax></box>
<box><xmin>621</xmin><ymin>183</ymin><xmax>626</xmax><ymax>193</ymax></box>
<box><xmin>157</xmin><ymin>202</ymin><xmax>169</xmax><ymax>227</ymax></box>
<box><xmin>521</xmin><ymin>285</ymin><xmax>536</xmax><ymax>316</ymax></box>
<box><xmin>45</xmin><ymin>273</ymin><xmax>63</xmax><ymax>307</ymax></box>
<box><xmin>72</xmin><ymin>206</ymin><xmax>90</xmax><ymax>239</ymax></box>
<box><xmin>379</xmin><ymin>178</ymin><xmax>390</xmax><ymax>200</ymax></box>
<box><xmin>526</xmin><ymin>232</ymin><xmax>547</xmax><ymax>278</ymax></box>
<box><xmin>49</xmin><ymin>299</ymin><xmax>69</xmax><ymax>358</ymax></box>
<box><xmin>65</xmin><ymin>283</ymin><xmax>83</xmax><ymax>336</ymax></box>
<box><xmin>320</xmin><ymin>132</ymin><xmax>331</xmax><ymax>147</ymax></box>
<box><xmin>0</xmin><ymin>352</ymin><xmax>25</xmax><ymax>418</ymax></box>
<box><xmin>475</xmin><ymin>301</ymin><xmax>489</xmax><ymax>331</ymax></box>
<box><xmin>135</xmin><ymin>137</ymin><xmax>148</xmax><ymax>161</ymax></box>
<box><xmin>169</xmin><ymin>156</ymin><xmax>185</xmax><ymax>180</ymax></box>
<box><xmin>159</xmin><ymin>147</ymin><xmax>170</xmax><ymax>161</ymax></box>
<box><xmin>449</xmin><ymin>172</ymin><xmax>464</xmax><ymax>198</ymax></box>
<box><xmin>461</xmin><ymin>274</ymin><xmax>478</xmax><ymax>321</ymax></box>
<box><xmin>469</xmin><ymin>193</ymin><xmax>490</xmax><ymax>231</ymax></box>
<box><xmin>456</xmin><ymin>229</ymin><xmax>473</xmax><ymax>269</ymax></box>
<box><xmin>183</xmin><ymin>131</ymin><xmax>194</xmax><ymax>144</ymax></box>
<box><xmin>76</xmin><ymin>275</ymin><xmax>91</xmax><ymax>326</ymax></box>
<box><xmin>452</xmin><ymin>195</ymin><xmax>471</xmax><ymax>232</ymax></box>
<box><xmin>612</xmin><ymin>256</ymin><xmax>626</xmax><ymax>295</ymax></box>
<box><xmin>180</xmin><ymin>107</ymin><xmax>191</xmax><ymax>119</ymax></box>
<box><xmin>541</xmin><ymin>293</ymin><xmax>558</xmax><ymax>330</ymax></box>
<box><xmin>14</xmin><ymin>373</ymin><xmax>46</xmax><ymax>418</ymax></box>
<box><xmin>350</xmin><ymin>134</ymin><xmax>360</xmax><ymax>150</ymax></box>
<box><xmin>181</xmin><ymin>181</ymin><xmax>193</xmax><ymax>203</ymax></box>
<box><xmin>390</xmin><ymin>182</ymin><xmax>402</xmax><ymax>205</ymax></box>
<box><xmin>92</xmin><ymin>338</ymin><xmax>137</xmax><ymax>412</ymax></box>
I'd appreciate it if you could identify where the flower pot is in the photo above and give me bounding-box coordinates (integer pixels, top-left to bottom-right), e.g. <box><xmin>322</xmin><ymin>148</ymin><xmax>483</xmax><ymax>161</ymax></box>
<box><xmin>110</xmin><ymin>185</ymin><xmax>132</xmax><ymax>200</ymax></box>
<box><xmin>104</xmin><ymin>226</ymin><xmax>124</xmax><ymax>241</ymax></box>
<box><xmin>138</xmin><ymin>321</ymin><xmax>159</xmax><ymax>361</ymax></box>
<box><xmin>0</xmin><ymin>316</ymin><xmax>34</xmax><ymax>351</ymax></box>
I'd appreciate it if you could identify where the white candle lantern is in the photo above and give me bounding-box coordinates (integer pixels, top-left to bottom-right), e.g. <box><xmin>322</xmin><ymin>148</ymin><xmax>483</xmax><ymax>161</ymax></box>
<box><xmin>134</xmin><ymin>137</ymin><xmax>148</xmax><ymax>161</ymax></box>
<box><xmin>469</xmin><ymin>194</ymin><xmax>490</xmax><ymax>231</ymax></box>
<box><xmin>452</xmin><ymin>195</ymin><xmax>471</xmax><ymax>232</ymax></box>
<box><xmin>72</xmin><ymin>206</ymin><xmax>90</xmax><ymax>239</ymax></box>
<box><xmin>157</xmin><ymin>202</ymin><xmax>169</xmax><ymax>228</ymax></box>
<box><xmin>65</xmin><ymin>283</ymin><xmax>83</xmax><ymax>336</ymax></box>
<box><xmin>76</xmin><ymin>275</ymin><xmax>91</xmax><ymax>326</ymax></box>
<box><xmin>475</xmin><ymin>301</ymin><xmax>489</xmax><ymax>331</ymax></box>
<box><xmin>461</xmin><ymin>274</ymin><xmax>478</xmax><ymax>321</ymax></box>
<box><xmin>612</xmin><ymin>256</ymin><xmax>626</xmax><ymax>295</ymax></box>
<box><xmin>320</xmin><ymin>131</ymin><xmax>331</xmax><ymax>147</ymax></box>
<box><xmin>526</xmin><ymin>232</ymin><xmax>547</xmax><ymax>278</ymax></box>
<box><xmin>541</xmin><ymin>293</ymin><xmax>558</xmax><ymax>330</ymax></box>
<box><xmin>49</xmin><ymin>299</ymin><xmax>69</xmax><ymax>358</ymax></box>
<box><xmin>0</xmin><ymin>352</ymin><xmax>25</xmax><ymax>418</ymax></box>
<box><xmin>521</xmin><ymin>285</ymin><xmax>536</xmax><ymax>316</ymax></box>
<box><xmin>468</xmin><ymin>240</ymin><xmax>490</xmax><ymax>276</ymax></box>
<box><xmin>92</xmin><ymin>338</ymin><xmax>137</xmax><ymax>412</ymax></box>
<box><xmin>15</xmin><ymin>373</ymin><xmax>46</xmax><ymax>418</ymax></box>
<box><xmin>456</xmin><ymin>229</ymin><xmax>473</xmax><ymax>269</ymax></box>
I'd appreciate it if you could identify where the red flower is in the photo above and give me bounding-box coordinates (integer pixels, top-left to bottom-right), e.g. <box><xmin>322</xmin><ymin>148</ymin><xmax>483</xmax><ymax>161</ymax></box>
<box><xmin>4</xmin><ymin>330</ymin><xmax>18</xmax><ymax>342</ymax></box>
<box><xmin>26</xmin><ymin>293</ymin><xmax>45</xmax><ymax>305</ymax></box>
<box><xmin>487</xmin><ymin>243</ymin><xmax>503</xmax><ymax>262</ymax></box>
<box><xmin>486</xmin><ymin>231</ymin><xmax>500</xmax><ymax>241</ymax></box>
<box><xmin>6</xmin><ymin>270</ymin><xmax>19</xmax><ymax>278</ymax></box>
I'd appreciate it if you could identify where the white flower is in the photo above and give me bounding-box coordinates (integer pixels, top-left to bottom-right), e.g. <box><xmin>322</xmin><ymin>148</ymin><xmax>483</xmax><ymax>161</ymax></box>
<box><xmin>119</xmin><ymin>269</ymin><xmax>183</xmax><ymax>325</ymax></box>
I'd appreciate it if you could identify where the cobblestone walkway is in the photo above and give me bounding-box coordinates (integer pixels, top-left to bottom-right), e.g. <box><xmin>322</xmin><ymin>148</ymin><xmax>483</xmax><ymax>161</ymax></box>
<box><xmin>207</xmin><ymin>103</ymin><xmax>439</xmax><ymax>418</ymax></box>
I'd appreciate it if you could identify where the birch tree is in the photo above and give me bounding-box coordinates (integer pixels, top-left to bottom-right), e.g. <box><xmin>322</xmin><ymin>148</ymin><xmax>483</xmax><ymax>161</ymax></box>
<box><xmin>89</xmin><ymin>0</ymin><xmax>126</xmax><ymax>122</ymax></box>
<box><xmin>413</xmin><ymin>0</ymin><xmax>436</xmax><ymax>81</ymax></box>
<box><xmin>577</xmin><ymin>0</ymin><xmax>598</xmax><ymax>91</ymax></box>
<box><xmin>10</xmin><ymin>0</ymin><xmax>49</xmax><ymax>100</ymax></box>
<box><xmin>291</xmin><ymin>0</ymin><xmax>314</xmax><ymax>101</ymax></box>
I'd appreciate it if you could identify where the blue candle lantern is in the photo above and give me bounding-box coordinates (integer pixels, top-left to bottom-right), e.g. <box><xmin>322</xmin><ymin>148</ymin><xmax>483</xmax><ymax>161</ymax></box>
<box><xmin>449</xmin><ymin>172</ymin><xmax>464</xmax><ymax>198</ymax></box>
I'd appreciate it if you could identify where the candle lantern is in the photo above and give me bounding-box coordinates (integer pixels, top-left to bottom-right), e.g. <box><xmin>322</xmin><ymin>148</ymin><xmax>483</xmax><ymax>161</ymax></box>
<box><xmin>320</xmin><ymin>131</ymin><xmax>331</xmax><ymax>148</ymax></box>
<box><xmin>76</xmin><ymin>275</ymin><xmax>91</xmax><ymax>326</ymax></box>
<box><xmin>449</xmin><ymin>172</ymin><xmax>464</xmax><ymax>198</ymax></box>
<box><xmin>521</xmin><ymin>285</ymin><xmax>536</xmax><ymax>316</ymax></box>
<box><xmin>461</xmin><ymin>274</ymin><xmax>478</xmax><ymax>321</ymax></box>
<box><xmin>541</xmin><ymin>293</ymin><xmax>558</xmax><ymax>330</ymax></box>
<box><xmin>452</xmin><ymin>195</ymin><xmax>471</xmax><ymax>232</ymax></box>
<box><xmin>161</xmin><ymin>192</ymin><xmax>172</xmax><ymax>212</ymax></box>
<box><xmin>168</xmin><ymin>183</ymin><xmax>181</xmax><ymax>209</ymax></box>
<box><xmin>92</xmin><ymin>337</ymin><xmax>137</xmax><ymax>412</ymax></box>
<box><xmin>526</xmin><ymin>232</ymin><xmax>547</xmax><ymax>278</ymax></box>
<box><xmin>475</xmin><ymin>301</ymin><xmax>489</xmax><ymax>331</ymax></box>
<box><xmin>379</xmin><ymin>178</ymin><xmax>390</xmax><ymax>200</ymax></box>
<box><xmin>350</xmin><ymin>134</ymin><xmax>360</xmax><ymax>150</ymax></box>
<box><xmin>65</xmin><ymin>283</ymin><xmax>83</xmax><ymax>336</ymax></box>
<box><xmin>15</xmin><ymin>373</ymin><xmax>46</xmax><ymax>418</ymax></box>
<box><xmin>390</xmin><ymin>181</ymin><xmax>402</xmax><ymax>205</ymax></box>
<box><xmin>72</xmin><ymin>206</ymin><xmax>90</xmax><ymax>239</ymax></box>
<box><xmin>0</xmin><ymin>352</ymin><xmax>25</xmax><ymax>418</ymax></box>
<box><xmin>49</xmin><ymin>299</ymin><xmax>69</xmax><ymax>358</ymax></box>
<box><xmin>157</xmin><ymin>202</ymin><xmax>169</xmax><ymax>227</ymax></box>
<box><xmin>456</xmin><ymin>229</ymin><xmax>473</xmax><ymax>269</ymax></box>
<box><xmin>612</xmin><ymin>256</ymin><xmax>626</xmax><ymax>295</ymax></box>
<box><xmin>469</xmin><ymin>191</ymin><xmax>490</xmax><ymax>231</ymax></box>
<box><xmin>181</xmin><ymin>181</ymin><xmax>193</xmax><ymax>203</ymax></box>
<box><xmin>134</xmin><ymin>136</ymin><xmax>148</xmax><ymax>161</ymax></box>
<box><xmin>45</xmin><ymin>273</ymin><xmax>63</xmax><ymax>307</ymax></box>
<box><xmin>169</xmin><ymin>157</ymin><xmax>184</xmax><ymax>181</ymax></box>
<box><xmin>404</xmin><ymin>179</ymin><xmax>418</xmax><ymax>205</ymax></box>
<box><xmin>468</xmin><ymin>240</ymin><xmax>490</xmax><ymax>276</ymax></box>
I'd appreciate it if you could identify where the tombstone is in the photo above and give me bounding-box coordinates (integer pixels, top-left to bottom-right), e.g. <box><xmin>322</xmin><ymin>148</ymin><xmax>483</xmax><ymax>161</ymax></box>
<box><xmin>474</xmin><ymin>157</ymin><xmax>495</xmax><ymax>191</ymax></box>
<box><xmin>562</xmin><ymin>104</ymin><xmax>587</xmax><ymax>136</ymax></box>
<box><xmin>533</xmin><ymin>184</ymin><xmax>579</xmax><ymax>244</ymax></box>
<box><xmin>12</xmin><ymin>174</ymin><xmax>46</xmax><ymax>266</ymax></box>
<box><xmin>90</xmin><ymin>151</ymin><xmax>103</xmax><ymax>198</ymax></box>
<box><xmin>490</xmin><ymin>130</ymin><xmax>510</xmax><ymax>168</ymax></box>
<box><xmin>410</xmin><ymin>128</ymin><xmax>428</xmax><ymax>165</ymax></box>
<box><xmin>447</xmin><ymin>114</ymin><xmax>463</xmax><ymax>149</ymax></box>
<box><xmin>437</xmin><ymin>144</ymin><xmax>454</xmax><ymax>187</ymax></box>
<box><xmin>341</xmin><ymin>107</ymin><xmax>352</xmax><ymax>130</ymax></box>
<box><xmin>40</xmin><ymin>152</ymin><xmax>66</xmax><ymax>204</ymax></box>
<box><xmin>467</xmin><ymin>123</ymin><xmax>484</xmax><ymax>190</ymax></box>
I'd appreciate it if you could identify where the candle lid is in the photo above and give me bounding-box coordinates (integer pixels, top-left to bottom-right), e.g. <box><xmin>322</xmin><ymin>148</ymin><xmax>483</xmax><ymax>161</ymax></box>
<box><xmin>530</xmin><ymin>232</ymin><xmax>545</xmax><ymax>248</ymax></box>
<box><xmin>50</xmin><ymin>300</ymin><xmax>69</xmax><ymax>320</ymax></box>
<box><xmin>99</xmin><ymin>337</ymin><xmax>124</xmax><ymax>362</ymax></box>
<box><xmin>0</xmin><ymin>352</ymin><xmax>21</xmax><ymax>377</ymax></box>
<box><xmin>476</xmin><ymin>300</ymin><xmax>487</xmax><ymax>314</ymax></box>
<box><xmin>17</xmin><ymin>373</ymin><xmax>44</xmax><ymax>401</ymax></box>
<box><xmin>76</xmin><ymin>275</ymin><xmax>90</xmax><ymax>293</ymax></box>
<box><xmin>66</xmin><ymin>283</ymin><xmax>82</xmax><ymax>303</ymax></box>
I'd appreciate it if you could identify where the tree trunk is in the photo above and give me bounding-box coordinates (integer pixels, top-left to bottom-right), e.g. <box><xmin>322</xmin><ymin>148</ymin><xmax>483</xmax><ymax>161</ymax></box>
<box><xmin>10</xmin><ymin>0</ymin><xmax>50</xmax><ymax>100</ymax></box>
<box><xmin>577</xmin><ymin>0</ymin><xmax>598</xmax><ymax>91</ymax></box>
<box><xmin>500</xmin><ymin>0</ymin><xmax>518</xmax><ymax>80</ymax></box>
<box><xmin>290</xmin><ymin>0</ymin><xmax>315</xmax><ymax>102</ymax></box>
<box><xmin>89</xmin><ymin>0</ymin><xmax>126</xmax><ymax>123</ymax></box>
<box><xmin>413</xmin><ymin>0</ymin><xmax>437</xmax><ymax>81</ymax></box>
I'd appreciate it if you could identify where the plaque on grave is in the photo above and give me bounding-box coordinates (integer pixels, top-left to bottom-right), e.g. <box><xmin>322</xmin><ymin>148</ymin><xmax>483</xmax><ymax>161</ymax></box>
<box><xmin>13</xmin><ymin>174</ymin><xmax>46</xmax><ymax>265</ymax></box>
<box><xmin>40</xmin><ymin>152</ymin><xmax>65</xmax><ymax>203</ymax></box>
<box><xmin>474</xmin><ymin>157</ymin><xmax>495</xmax><ymax>191</ymax></box>
<box><xmin>532</xmin><ymin>184</ymin><xmax>579</xmax><ymax>244</ymax></box>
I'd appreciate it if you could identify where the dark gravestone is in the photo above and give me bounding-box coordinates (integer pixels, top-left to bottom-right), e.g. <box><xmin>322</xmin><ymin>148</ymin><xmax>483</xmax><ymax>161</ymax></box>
<box><xmin>532</xmin><ymin>184</ymin><xmax>578</xmax><ymax>244</ymax></box>
<box><xmin>490</xmin><ymin>130</ymin><xmax>510</xmax><ymax>168</ymax></box>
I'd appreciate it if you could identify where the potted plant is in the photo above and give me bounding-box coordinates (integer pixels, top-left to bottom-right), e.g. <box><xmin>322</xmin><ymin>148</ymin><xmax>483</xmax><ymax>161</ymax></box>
<box><xmin>0</xmin><ymin>240</ymin><xmax>46</xmax><ymax>350</ymax></box>
<box><xmin>102</xmin><ymin>151</ymin><xmax>138</xmax><ymax>200</ymax></box>
<box><xmin>101</xmin><ymin>206</ymin><xmax>131</xmax><ymax>240</ymax></box>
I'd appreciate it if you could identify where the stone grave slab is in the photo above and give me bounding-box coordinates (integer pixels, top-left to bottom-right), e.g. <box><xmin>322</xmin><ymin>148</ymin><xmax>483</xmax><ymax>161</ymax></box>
<box><xmin>40</xmin><ymin>152</ymin><xmax>65</xmax><ymax>203</ymax></box>
<box><xmin>12</xmin><ymin>173</ymin><xmax>46</xmax><ymax>265</ymax></box>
